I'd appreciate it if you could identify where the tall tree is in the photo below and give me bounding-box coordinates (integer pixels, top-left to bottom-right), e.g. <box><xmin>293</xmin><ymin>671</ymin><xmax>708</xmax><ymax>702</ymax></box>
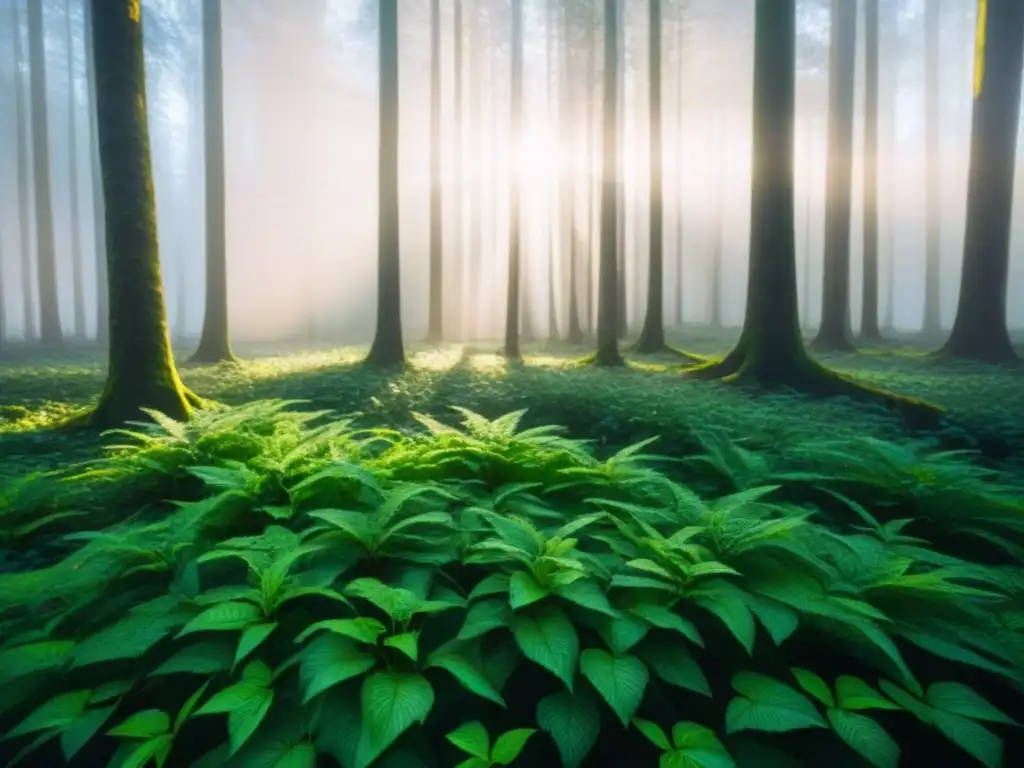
<box><xmin>27</xmin><ymin>0</ymin><xmax>63</xmax><ymax>344</ymax></box>
<box><xmin>366</xmin><ymin>0</ymin><xmax>405</xmax><ymax>367</ymax></box>
<box><xmin>683</xmin><ymin>0</ymin><xmax>936</xmax><ymax>422</ymax></box>
<box><xmin>941</xmin><ymin>0</ymin><xmax>1024</xmax><ymax>363</ymax></box>
<box><xmin>452</xmin><ymin>0</ymin><xmax>464</xmax><ymax>339</ymax></box>
<box><xmin>504</xmin><ymin>0</ymin><xmax>524</xmax><ymax>358</ymax></box>
<box><xmin>564</xmin><ymin>2</ymin><xmax>583</xmax><ymax>344</ymax></box>
<box><xmin>615</xmin><ymin>0</ymin><xmax>627</xmax><ymax>339</ymax></box>
<box><xmin>83</xmin><ymin>0</ymin><xmax>107</xmax><ymax>345</ymax></box>
<box><xmin>64</xmin><ymin>0</ymin><xmax>86</xmax><ymax>339</ymax></box>
<box><xmin>635</xmin><ymin>0</ymin><xmax>666</xmax><ymax>352</ymax></box>
<box><xmin>922</xmin><ymin>0</ymin><xmax>942</xmax><ymax>336</ymax></box>
<box><xmin>593</xmin><ymin>0</ymin><xmax>624</xmax><ymax>366</ymax></box>
<box><xmin>191</xmin><ymin>0</ymin><xmax>236</xmax><ymax>363</ymax></box>
<box><xmin>673</xmin><ymin>0</ymin><xmax>685</xmax><ymax>327</ymax></box>
<box><xmin>812</xmin><ymin>0</ymin><xmax>857</xmax><ymax>352</ymax></box>
<box><xmin>860</xmin><ymin>0</ymin><xmax>882</xmax><ymax>340</ymax></box>
<box><xmin>10</xmin><ymin>0</ymin><xmax>36</xmax><ymax>341</ymax></box>
<box><xmin>85</xmin><ymin>0</ymin><xmax>198</xmax><ymax>427</ymax></box>
<box><xmin>426</xmin><ymin>0</ymin><xmax>443</xmax><ymax>343</ymax></box>
<box><xmin>546</xmin><ymin>0</ymin><xmax>560</xmax><ymax>342</ymax></box>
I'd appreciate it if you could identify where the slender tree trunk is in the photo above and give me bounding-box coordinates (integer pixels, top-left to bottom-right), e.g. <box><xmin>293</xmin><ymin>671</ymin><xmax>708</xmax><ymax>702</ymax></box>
<box><xmin>366</xmin><ymin>0</ymin><xmax>404</xmax><ymax>367</ymax></box>
<box><xmin>564</xmin><ymin>3</ymin><xmax>583</xmax><ymax>344</ymax></box>
<box><xmin>802</xmin><ymin>122</ymin><xmax>813</xmax><ymax>330</ymax></box>
<box><xmin>191</xmin><ymin>0</ymin><xmax>235</xmax><ymax>363</ymax></box>
<box><xmin>709</xmin><ymin>163</ymin><xmax>723</xmax><ymax>328</ymax></box>
<box><xmin>452</xmin><ymin>0</ymin><xmax>464</xmax><ymax>340</ymax></box>
<box><xmin>87</xmin><ymin>0</ymin><xmax>195</xmax><ymax>427</ymax></box>
<box><xmin>27</xmin><ymin>0</ymin><xmax>63</xmax><ymax>344</ymax></box>
<box><xmin>11</xmin><ymin>0</ymin><xmax>36</xmax><ymax>342</ymax></box>
<box><xmin>83</xmin><ymin>0</ymin><xmax>107</xmax><ymax>345</ymax></box>
<box><xmin>64</xmin><ymin>0</ymin><xmax>85</xmax><ymax>339</ymax></box>
<box><xmin>636</xmin><ymin>0</ymin><xmax>665</xmax><ymax>352</ymax></box>
<box><xmin>615</xmin><ymin>0</ymin><xmax>628</xmax><ymax>339</ymax></box>
<box><xmin>884</xmin><ymin>11</ymin><xmax>898</xmax><ymax>332</ymax></box>
<box><xmin>922</xmin><ymin>0</ymin><xmax>942</xmax><ymax>336</ymax></box>
<box><xmin>504</xmin><ymin>0</ymin><xmax>524</xmax><ymax>358</ymax></box>
<box><xmin>860</xmin><ymin>0</ymin><xmax>882</xmax><ymax>340</ymax></box>
<box><xmin>585</xmin><ymin>9</ymin><xmax>596</xmax><ymax>333</ymax></box>
<box><xmin>426</xmin><ymin>0</ymin><xmax>443</xmax><ymax>343</ymax></box>
<box><xmin>941</xmin><ymin>0</ymin><xmax>1023</xmax><ymax>363</ymax></box>
<box><xmin>594</xmin><ymin>0</ymin><xmax>624</xmax><ymax>366</ymax></box>
<box><xmin>673</xmin><ymin>0</ymin><xmax>685</xmax><ymax>327</ymax></box>
<box><xmin>468</xmin><ymin>0</ymin><xmax>483</xmax><ymax>340</ymax></box>
<box><xmin>546</xmin><ymin>0</ymin><xmax>560</xmax><ymax>342</ymax></box>
<box><xmin>812</xmin><ymin>0</ymin><xmax>857</xmax><ymax>352</ymax></box>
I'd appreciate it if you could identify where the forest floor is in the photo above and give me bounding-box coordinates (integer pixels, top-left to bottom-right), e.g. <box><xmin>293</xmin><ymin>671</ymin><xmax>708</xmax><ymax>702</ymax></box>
<box><xmin>2</xmin><ymin>324</ymin><xmax>1023</xmax><ymax>486</ymax></box>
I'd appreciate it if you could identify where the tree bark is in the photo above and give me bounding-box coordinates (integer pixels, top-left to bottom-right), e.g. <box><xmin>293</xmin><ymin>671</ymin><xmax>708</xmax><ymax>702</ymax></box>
<box><xmin>83</xmin><ymin>0</ymin><xmax>107</xmax><ymax>345</ymax></box>
<box><xmin>564</xmin><ymin>3</ymin><xmax>583</xmax><ymax>345</ymax></box>
<box><xmin>86</xmin><ymin>0</ymin><xmax>196</xmax><ymax>427</ymax></box>
<box><xmin>11</xmin><ymin>0</ymin><xmax>36</xmax><ymax>342</ymax></box>
<box><xmin>860</xmin><ymin>0</ymin><xmax>882</xmax><ymax>341</ymax></box>
<box><xmin>64</xmin><ymin>0</ymin><xmax>86</xmax><ymax>339</ymax></box>
<box><xmin>27</xmin><ymin>0</ymin><xmax>62</xmax><ymax>344</ymax></box>
<box><xmin>191</xmin><ymin>0</ymin><xmax>236</xmax><ymax>363</ymax></box>
<box><xmin>941</xmin><ymin>0</ymin><xmax>1023</xmax><ymax>363</ymax></box>
<box><xmin>615</xmin><ymin>1</ymin><xmax>628</xmax><ymax>339</ymax></box>
<box><xmin>546</xmin><ymin>0</ymin><xmax>560</xmax><ymax>342</ymax></box>
<box><xmin>504</xmin><ymin>0</ymin><xmax>524</xmax><ymax>358</ymax></box>
<box><xmin>452</xmin><ymin>0</ymin><xmax>464</xmax><ymax>340</ymax></box>
<box><xmin>366</xmin><ymin>0</ymin><xmax>405</xmax><ymax>367</ymax></box>
<box><xmin>812</xmin><ymin>0</ymin><xmax>857</xmax><ymax>352</ymax></box>
<box><xmin>426</xmin><ymin>0</ymin><xmax>443</xmax><ymax>343</ymax></box>
<box><xmin>922</xmin><ymin>0</ymin><xmax>942</xmax><ymax>336</ymax></box>
<box><xmin>673</xmin><ymin>0</ymin><xmax>685</xmax><ymax>328</ymax></box>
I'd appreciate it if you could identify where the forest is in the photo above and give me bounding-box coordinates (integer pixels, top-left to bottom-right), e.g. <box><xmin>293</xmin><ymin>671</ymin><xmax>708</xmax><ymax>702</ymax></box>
<box><xmin>0</xmin><ymin>0</ymin><xmax>1022</xmax><ymax>766</ymax></box>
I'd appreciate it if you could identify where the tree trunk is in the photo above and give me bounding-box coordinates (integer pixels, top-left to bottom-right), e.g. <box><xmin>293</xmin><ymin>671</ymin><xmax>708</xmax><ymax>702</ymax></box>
<box><xmin>366</xmin><ymin>0</ymin><xmax>405</xmax><ymax>367</ymax></box>
<box><xmin>564</xmin><ymin>3</ymin><xmax>583</xmax><ymax>345</ymax></box>
<box><xmin>426</xmin><ymin>0</ymin><xmax>443</xmax><ymax>343</ymax></box>
<box><xmin>922</xmin><ymin>0</ymin><xmax>942</xmax><ymax>336</ymax></box>
<box><xmin>636</xmin><ymin>0</ymin><xmax>666</xmax><ymax>352</ymax></box>
<box><xmin>504</xmin><ymin>0</ymin><xmax>524</xmax><ymax>358</ymax></box>
<box><xmin>584</xmin><ymin>8</ymin><xmax>596</xmax><ymax>333</ymax></box>
<box><xmin>83</xmin><ymin>0</ymin><xmax>107</xmax><ymax>345</ymax></box>
<box><xmin>27</xmin><ymin>0</ymin><xmax>63</xmax><ymax>345</ymax></box>
<box><xmin>594</xmin><ymin>0</ymin><xmax>624</xmax><ymax>366</ymax></box>
<box><xmin>709</xmin><ymin>164</ymin><xmax>723</xmax><ymax>328</ymax></box>
<box><xmin>87</xmin><ymin>0</ymin><xmax>195</xmax><ymax>427</ymax></box>
<box><xmin>546</xmin><ymin>0</ymin><xmax>560</xmax><ymax>342</ymax></box>
<box><xmin>673</xmin><ymin>0</ymin><xmax>685</xmax><ymax>328</ymax></box>
<box><xmin>11</xmin><ymin>0</ymin><xmax>36</xmax><ymax>342</ymax></box>
<box><xmin>191</xmin><ymin>0</ymin><xmax>235</xmax><ymax>363</ymax></box>
<box><xmin>812</xmin><ymin>0</ymin><xmax>857</xmax><ymax>352</ymax></box>
<box><xmin>468</xmin><ymin>0</ymin><xmax>483</xmax><ymax>340</ymax></box>
<box><xmin>615</xmin><ymin>1</ymin><xmax>628</xmax><ymax>339</ymax></box>
<box><xmin>65</xmin><ymin>0</ymin><xmax>86</xmax><ymax>339</ymax></box>
<box><xmin>860</xmin><ymin>0</ymin><xmax>882</xmax><ymax>341</ymax></box>
<box><xmin>452</xmin><ymin>0</ymin><xmax>464</xmax><ymax>340</ymax></box>
<box><xmin>941</xmin><ymin>0</ymin><xmax>1024</xmax><ymax>363</ymax></box>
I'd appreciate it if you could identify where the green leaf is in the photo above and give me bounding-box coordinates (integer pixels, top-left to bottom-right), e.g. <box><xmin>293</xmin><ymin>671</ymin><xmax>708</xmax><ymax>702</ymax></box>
<box><xmin>579</xmin><ymin>649</ymin><xmax>649</xmax><ymax>726</ymax></box>
<box><xmin>426</xmin><ymin>643</ymin><xmax>506</xmax><ymax>706</ymax></box>
<box><xmin>177</xmin><ymin>601</ymin><xmax>263</xmax><ymax>637</ymax></box>
<box><xmin>826</xmin><ymin>708</ymin><xmax>899</xmax><ymax>768</ymax></box>
<box><xmin>468</xmin><ymin>573</ymin><xmax>511</xmax><ymax>601</ymax></box>
<box><xmin>877</xmin><ymin>680</ymin><xmax>935</xmax><ymax>724</ymax></box>
<box><xmin>511</xmin><ymin>604</ymin><xmax>579</xmax><ymax>691</ymax></box>
<box><xmin>932</xmin><ymin>711</ymin><xmax>1004</xmax><ymax>768</ymax></box>
<box><xmin>510</xmin><ymin>571</ymin><xmax>550</xmax><ymax>610</ymax></box>
<box><xmin>636</xmin><ymin>636</ymin><xmax>710</xmax><ymax>697</ymax></box>
<box><xmin>491</xmin><ymin>728</ymin><xmax>536</xmax><ymax>764</ymax></box>
<box><xmin>107</xmin><ymin>710</ymin><xmax>170</xmax><ymax>739</ymax></box>
<box><xmin>725</xmin><ymin>672</ymin><xmax>828</xmax><ymax>734</ymax></box>
<box><xmin>790</xmin><ymin>668</ymin><xmax>834</xmax><ymax>708</ymax></box>
<box><xmin>0</xmin><ymin>640</ymin><xmax>74</xmax><ymax>684</ymax></box>
<box><xmin>298</xmin><ymin>634</ymin><xmax>377</xmax><ymax>703</ymax></box>
<box><xmin>356</xmin><ymin>672</ymin><xmax>435</xmax><ymax>768</ymax></box>
<box><xmin>671</xmin><ymin>722</ymin><xmax>729</xmax><ymax>753</ymax></box>
<box><xmin>746</xmin><ymin>596</ymin><xmax>800</xmax><ymax>646</ymax></box>
<box><xmin>834</xmin><ymin>676</ymin><xmax>900</xmax><ymax>711</ymax></box>
<box><xmin>458</xmin><ymin>598</ymin><xmax>513</xmax><ymax>640</ymax></box>
<box><xmin>630</xmin><ymin>603</ymin><xmax>703</xmax><ymax>647</ymax></box>
<box><xmin>925</xmin><ymin>682</ymin><xmax>1016</xmax><ymax>725</ymax></box>
<box><xmin>6</xmin><ymin>690</ymin><xmax>92</xmax><ymax>738</ymax></box>
<box><xmin>384</xmin><ymin>632</ymin><xmax>419</xmax><ymax>663</ymax></box>
<box><xmin>446</xmin><ymin>721</ymin><xmax>491</xmax><ymax>759</ymax></box>
<box><xmin>89</xmin><ymin>680</ymin><xmax>133</xmax><ymax>704</ymax></box>
<box><xmin>150</xmin><ymin>640</ymin><xmax>235</xmax><ymax>677</ymax></box>
<box><xmin>59</xmin><ymin>705</ymin><xmax>117</xmax><ymax>760</ymax></box>
<box><xmin>599</xmin><ymin>613</ymin><xmax>651</xmax><ymax>654</ymax></box>
<box><xmin>555</xmin><ymin>579</ymin><xmax>619</xmax><ymax>618</ymax></box>
<box><xmin>118</xmin><ymin>733</ymin><xmax>174</xmax><ymax>768</ymax></box>
<box><xmin>346</xmin><ymin>578</ymin><xmax>421</xmax><ymax>622</ymax></box>
<box><xmin>194</xmin><ymin>665</ymin><xmax>275</xmax><ymax>755</ymax></box>
<box><xmin>295</xmin><ymin>617</ymin><xmax>388</xmax><ymax>645</ymax></box>
<box><xmin>536</xmin><ymin>690</ymin><xmax>601</xmax><ymax>768</ymax></box>
<box><xmin>696</xmin><ymin>592</ymin><xmax>755</xmax><ymax>654</ymax></box>
<box><xmin>633</xmin><ymin>719</ymin><xmax>672</xmax><ymax>750</ymax></box>
<box><xmin>236</xmin><ymin>623</ymin><xmax>278</xmax><ymax>668</ymax></box>
<box><xmin>71</xmin><ymin>602</ymin><xmax>191</xmax><ymax>667</ymax></box>
<box><xmin>174</xmin><ymin>681</ymin><xmax>211</xmax><ymax>732</ymax></box>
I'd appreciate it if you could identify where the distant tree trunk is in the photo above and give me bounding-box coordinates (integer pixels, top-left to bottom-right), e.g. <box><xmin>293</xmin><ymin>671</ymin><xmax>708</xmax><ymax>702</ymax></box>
<box><xmin>709</xmin><ymin>168</ymin><xmax>723</xmax><ymax>328</ymax></box>
<box><xmin>860</xmin><ymin>0</ymin><xmax>882</xmax><ymax>341</ymax></box>
<box><xmin>546</xmin><ymin>0</ymin><xmax>560</xmax><ymax>342</ymax></box>
<box><xmin>366</xmin><ymin>0</ymin><xmax>405</xmax><ymax>367</ymax></box>
<box><xmin>922</xmin><ymin>0</ymin><xmax>942</xmax><ymax>336</ymax></box>
<box><xmin>594</xmin><ymin>0</ymin><xmax>624</xmax><ymax>366</ymax></box>
<box><xmin>426</xmin><ymin>0</ymin><xmax>443</xmax><ymax>343</ymax></box>
<box><xmin>564</xmin><ymin>3</ymin><xmax>583</xmax><ymax>344</ymax></box>
<box><xmin>452</xmin><ymin>0</ymin><xmax>464</xmax><ymax>340</ymax></box>
<box><xmin>11</xmin><ymin>1</ymin><xmax>36</xmax><ymax>342</ymax></box>
<box><xmin>585</xmin><ymin>8</ymin><xmax>596</xmax><ymax>333</ymax></box>
<box><xmin>673</xmin><ymin>0</ymin><xmax>685</xmax><ymax>328</ymax></box>
<box><xmin>636</xmin><ymin>0</ymin><xmax>666</xmax><ymax>352</ymax></box>
<box><xmin>468</xmin><ymin>0</ymin><xmax>483</xmax><ymax>339</ymax></box>
<box><xmin>883</xmin><ymin>8</ymin><xmax>898</xmax><ymax>332</ymax></box>
<box><xmin>812</xmin><ymin>0</ymin><xmax>857</xmax><ymax>352</ymax></box>
<box><xmin>941</xmin><ymin>0</ymin><xmax>1023</xmax><ymax>363</ymax></box>
<box><xmin>86</xmin><ymin>0</ymin><xmax>197</xmax><ymax>427</ymax></box>
<box><xmin>27</xmin><ymin>0</ymin><xmax>63</xmax><ymax>345</ymax></box>
<box><xmin>802</xmin><ymin>133</ymin><xmax>813</xmax><ymax>330</ymax></box>
<box><xmin>615</xmin><ymin>0</ymin><xmax>628</xmax><ymax>339</ymax></box>
<box><xmin>83</xmin><ymin>0</ymin><xmax>107</xmax><ymax>345</ymax></box>
<box><xmin>64</xmin><ymin>0</ymin><xmax>85</xmax><ymax>339</ymax></box>
<box><xmin>504</xmin><ymin>0</ymin><xmax>524</xmax><ymax>358</ymax></box>
<box><xmin>0</xmin><ymin>222</ymin><xmax>6</xmax><ymax>348</ymax></box>
<box><xmin>191</xmin><ymin>0</ymin><xmax>235</xmax><ymax>363</ymax></box>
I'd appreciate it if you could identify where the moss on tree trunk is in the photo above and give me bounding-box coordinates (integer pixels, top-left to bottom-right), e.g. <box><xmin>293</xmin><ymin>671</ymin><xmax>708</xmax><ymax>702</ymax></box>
<box><xmin>84</xmin><ymin>0</ymin><xmax>196</xmax><ymax>428</ymax></box>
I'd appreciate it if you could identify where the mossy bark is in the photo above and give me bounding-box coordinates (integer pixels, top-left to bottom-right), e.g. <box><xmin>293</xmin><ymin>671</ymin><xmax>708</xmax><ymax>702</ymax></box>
<box><xmin>366</xmin><ymin>0</ymin><xmax>406</xmax><ymax>368</ymax></box>
<box><xmin>503</xmin><ymin>0</ymin><xmax>524</xmax><ymax>360</ymax></box>
<box><xmin>86</xmin><ymin>0</ymin><xmax>195</xmax><ymax>428</ymax></box>
<box><xmin>940</xmin><ymin>0</ymin><xmax>1024</xmax><ymax>364</ymax></box>
<box><xmin>191</xmin><ymin>0</ymin><xmax>236</xmax><ymax>365</ymax></box>
<box><xmin>683</xmin><ymin>0</ymin><xmax>941</xmax><ymax>427</ymax></box>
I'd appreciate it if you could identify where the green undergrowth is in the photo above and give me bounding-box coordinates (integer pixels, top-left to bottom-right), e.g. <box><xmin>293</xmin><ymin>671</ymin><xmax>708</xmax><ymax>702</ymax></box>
<box><xmin>0</xmin><ymin>402</ymin><xmax>1021</xmax><ymax>767</ymax></box>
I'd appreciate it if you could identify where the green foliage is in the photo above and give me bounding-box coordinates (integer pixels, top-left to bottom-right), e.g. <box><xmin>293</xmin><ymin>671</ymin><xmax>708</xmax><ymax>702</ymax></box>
<box><xmin>0</xmin><ymin>401</ymin><xmax>1021</xmax><ymax>766</ymax></box>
